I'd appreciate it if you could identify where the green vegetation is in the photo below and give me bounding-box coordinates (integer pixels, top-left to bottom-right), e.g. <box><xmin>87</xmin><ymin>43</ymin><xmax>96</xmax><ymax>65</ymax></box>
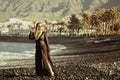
<box><xmin>67</xmin><ymin>7</ymin><xmax>120</xmax><ymax>37</ymax></box>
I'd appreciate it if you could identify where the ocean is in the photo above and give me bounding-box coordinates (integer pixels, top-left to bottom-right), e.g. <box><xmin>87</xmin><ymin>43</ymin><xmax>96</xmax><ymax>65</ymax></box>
<box><xmin>0</xmin><ymin>42</ymin><xmax>66</xmax><ymax>66</ymax></box>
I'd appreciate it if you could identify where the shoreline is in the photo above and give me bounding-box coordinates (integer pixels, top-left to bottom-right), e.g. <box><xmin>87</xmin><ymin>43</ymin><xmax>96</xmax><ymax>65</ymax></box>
<box><xmin>0</xmin><ymin>35</ymin><xmax>120</xmax><ymax>79</ymax></box>
<box><xmin>0</xmin><ymin>34</ymin><xmax>120</xmax><ymax>44</ymax></box>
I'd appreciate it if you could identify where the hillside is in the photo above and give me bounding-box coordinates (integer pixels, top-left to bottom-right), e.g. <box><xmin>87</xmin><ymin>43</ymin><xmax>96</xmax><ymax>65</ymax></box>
<box><xmin>0</xmin><ymin>0</ymin><xmax>119</xmax><ymax>22</ymax></box>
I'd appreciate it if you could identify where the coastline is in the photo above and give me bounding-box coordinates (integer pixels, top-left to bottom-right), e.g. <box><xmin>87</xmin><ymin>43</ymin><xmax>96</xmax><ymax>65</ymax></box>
<box><xmin>0</xmin><ymin>35</ymin><xmax>120</xmax><ymax>79</ymax></box>
<box><xmin>0</xmin><ymin>34</ymin><xmax>120</xmax><ymax>44</ymax></box>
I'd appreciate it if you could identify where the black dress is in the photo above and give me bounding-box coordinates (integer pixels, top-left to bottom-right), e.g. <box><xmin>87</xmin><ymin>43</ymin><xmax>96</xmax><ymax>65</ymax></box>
<box><xmin>29</xmin><ymin>31</ymin><xmax>57</xmax><ymax>76</ymax></box>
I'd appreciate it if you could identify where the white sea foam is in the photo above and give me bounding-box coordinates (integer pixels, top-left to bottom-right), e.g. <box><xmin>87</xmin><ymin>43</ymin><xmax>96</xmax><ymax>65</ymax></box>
<box><xmin>51</xmin><ymin>44</ymin><xmax>66</xmax><ymax>52</ymax></box>
<box><xmin>94</xmin><ymin>38</ymin><xmax>111</xmax><ymax>43</ymax></box>
<box><xmin>0</xmin><ymin>43</ymin><xmax>67</xmax><ymax>66</ymax></box>
<box><xmin>0</xmin><ymin>60</ymin><xmax>7</xmax><ymax>66</ymax></box>
<box><xmin>0</xmin><ymin>44</ymin><xmax>66</xmax><ymax>60</ymax></box>
<box><xmin>0</xmin><ymin>51</ymin><xmax>34</xmax><ymax>60</ymax></box>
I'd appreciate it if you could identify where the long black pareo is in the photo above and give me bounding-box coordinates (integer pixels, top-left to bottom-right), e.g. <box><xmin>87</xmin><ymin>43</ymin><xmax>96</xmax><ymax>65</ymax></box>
<box><xmin>29</xmin><ymin>24</ymin><xmax>57</xmax><ymax>76</ymax></box>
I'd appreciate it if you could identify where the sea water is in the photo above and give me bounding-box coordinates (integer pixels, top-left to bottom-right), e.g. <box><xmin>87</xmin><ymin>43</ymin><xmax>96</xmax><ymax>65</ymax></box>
<box><xmin>0</xmin><ymin>42</ymin><xmax>66</xmax><ymax>66</ymax></box>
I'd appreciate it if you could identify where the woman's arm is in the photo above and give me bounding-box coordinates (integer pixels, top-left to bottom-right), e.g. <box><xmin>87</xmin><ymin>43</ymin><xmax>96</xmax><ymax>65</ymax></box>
<box><xmin>29</xmin><ymin>31</ymin><xmax>35</xmax><ymax>40</ymax></box>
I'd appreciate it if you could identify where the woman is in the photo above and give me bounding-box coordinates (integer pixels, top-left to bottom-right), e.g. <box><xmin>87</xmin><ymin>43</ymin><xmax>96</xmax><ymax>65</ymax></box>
<box><xmin>29</xmin><ymin>22</ymin><xmax>57</xmax><ymax>76</ymax></box>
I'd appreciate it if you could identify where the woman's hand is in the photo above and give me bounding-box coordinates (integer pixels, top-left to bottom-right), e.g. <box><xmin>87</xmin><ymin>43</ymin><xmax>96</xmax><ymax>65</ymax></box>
<box><xmin>30</xmin><ymin>27</ymin><xmax>35</xmax><ymax>33</ymax></box>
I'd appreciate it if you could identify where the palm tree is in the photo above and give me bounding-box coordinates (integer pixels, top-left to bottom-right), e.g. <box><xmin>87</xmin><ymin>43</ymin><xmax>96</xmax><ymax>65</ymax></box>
<box><xmin>57</xmin><ymin>21</ymin><xmax>66</xmax><ymax>33</ymax></box>
<box><xmin>44</xmin><ymin>20</ymin><xmax>49</xmax><ymax>31</ymax></box>
<box><xmin>100</xmin><ymin>8</ymin><xmax>117</xmax><ymax>35</ymax></box>
<box><xmin>17</xmin><ymin>23</ymin><xmax>22</xmax><ymax>33</ymax></box>
<box><xmin>67</xmin><ymin>14</ymin><xmax>81</xmax><ymax>36</ymax></box>
<box><xmin>113</xmin><ymin>22</ymin><xmax>120</xmax><ymax>34</ymax></box>
<box><xmin>58</xmin><ymin>27</ymin><xmax>64</xmax><ymax>36</ymax></box>
<box><xmin>90</xmin><ymin>14</ymin><xmax>101</xmax><ymax>37</ymax></box>
<box><xmin>82</xmin><ymin>13</ymin><xmax>91</xmax><ymax>37</ymax></box>
<box><xmin>7</xmin><ymin>24</ymin><xmax>12</xmax><ymax>32</ymax></box>
<box><xmin>100</xmin><ymin>9</ymin><xmax>111</xmax><ymax>35</ymax></box>
<box><xmin>94</xmin><ymin>8</ymin><xmax>105</xmax><ymax>36</ymax></box>
<box><xmin>109</xmin><ymin>7</ymin><xmax>120</xmax><ymax>34</ymax></box>
<box><xmin>44</xmin><ymin>20</ymin><xmax>52</xmax><ymax>32</ymax></box>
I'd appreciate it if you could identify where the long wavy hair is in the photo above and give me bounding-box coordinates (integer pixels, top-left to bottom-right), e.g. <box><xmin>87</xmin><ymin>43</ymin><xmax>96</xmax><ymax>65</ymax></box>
<box><xmin>34</xmin><ymin>22</ymin><xmax>41</xmax><ymax>40</ymax></box>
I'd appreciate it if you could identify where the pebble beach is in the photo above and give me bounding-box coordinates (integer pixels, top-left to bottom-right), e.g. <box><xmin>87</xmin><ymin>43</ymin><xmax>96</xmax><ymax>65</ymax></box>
<box><xmin>0</xmin><ymin>35</ymin><xmax>120</xmax><ymax>80</ymax></box>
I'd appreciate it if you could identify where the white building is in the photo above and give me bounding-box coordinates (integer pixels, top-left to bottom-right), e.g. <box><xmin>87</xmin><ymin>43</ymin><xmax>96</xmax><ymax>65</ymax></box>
<box><xmin>9</xmin><ymin>18</ymin><xmax>22</xmax><ymax>23</ymax></box>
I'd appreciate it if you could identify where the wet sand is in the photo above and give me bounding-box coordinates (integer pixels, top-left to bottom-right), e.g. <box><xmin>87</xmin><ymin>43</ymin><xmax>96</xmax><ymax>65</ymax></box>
<box><xmin>0</xmin><ymin>35</ymin><xmax>120</xmax><ymax>80</ymax></box>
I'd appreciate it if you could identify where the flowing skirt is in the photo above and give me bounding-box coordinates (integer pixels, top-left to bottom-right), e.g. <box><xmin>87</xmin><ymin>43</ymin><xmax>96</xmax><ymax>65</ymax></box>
<box><xmin>35</xmin><ymin>45</ymin><xmax>57</xmax><ymax>76</ymax></box>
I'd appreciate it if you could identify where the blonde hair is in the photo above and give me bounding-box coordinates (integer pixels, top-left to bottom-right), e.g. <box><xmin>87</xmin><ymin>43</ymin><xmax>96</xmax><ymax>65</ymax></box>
<box><xmin>34</xmin><ymin>22</ymin><xmax>45</xmax><ymax>40</ymax></box>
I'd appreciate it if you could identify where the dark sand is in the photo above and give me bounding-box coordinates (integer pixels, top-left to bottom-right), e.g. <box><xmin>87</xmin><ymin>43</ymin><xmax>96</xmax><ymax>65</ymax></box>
<box><xmin>0</xmin><ymin>35</ymin><xmax>120</xmax><ymax>80</ymax></box>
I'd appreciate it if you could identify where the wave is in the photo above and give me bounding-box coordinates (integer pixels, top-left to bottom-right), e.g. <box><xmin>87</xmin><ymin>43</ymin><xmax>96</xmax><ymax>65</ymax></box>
<box><xmin>50</xmin><ymin>44</ymin><xmax>67</xmax><ymax>53</ymax></box>
<box><xmin>0</xmin><ymin>51</ymin><xmax>35</xmax><ymax>66</ymax></box>
<box><xmin>0</xmin><ymin>51</ymin><xmax>34</xmax><ymax>60</ymax></box>
<box><xmin>0</xmin><ymin>44</ymin><xmax>66</xmax><ymax>60</ymax></box>
<box><xmin>0</xmin><ymin>60</ymin><xmax>7</xmax><ymax>66</ymax></box>
<box><xmin>0</xmin><ymin>44</ymin><xmax>67</xmax><ymax>66</ymax></box>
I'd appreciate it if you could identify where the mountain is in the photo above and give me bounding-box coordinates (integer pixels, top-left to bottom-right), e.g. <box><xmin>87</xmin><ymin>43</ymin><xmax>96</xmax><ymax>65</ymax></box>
<box><xmin>101</xmin><ymin>0</ymin><xmax>120</xmax><ymax>8</ymax></box>
<box><xmin>0</xmin><ymin>0</ymin><xmax>119</xmax><ymax>22</ymax></box>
